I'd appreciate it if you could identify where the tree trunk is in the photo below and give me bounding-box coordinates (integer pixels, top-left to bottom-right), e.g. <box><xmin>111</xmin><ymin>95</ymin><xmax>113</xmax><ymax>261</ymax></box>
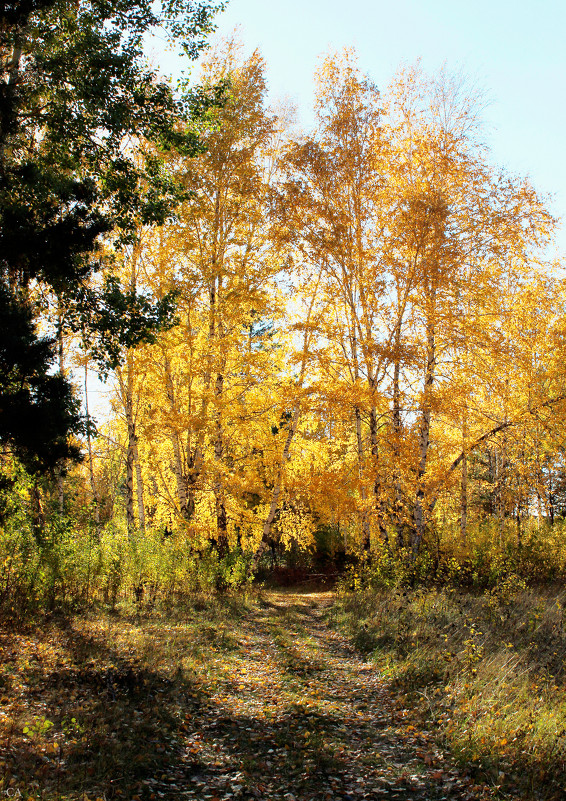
<box><xmin>84</xmin><ymin>363</ymin><xmax>100</xmax><ymax>529</ymax></box>
<box><xmin>213</xmin><ymin>369</ymin><xmax>228</xmax><ymax>556</ymax></box>
<box><xmin>134</xmin><ymin>436</ymin><xmax>145</xmax><ymax>534</ymax></box>
<box><xmin>124</xmin><ymin>411</ymin><xmax>145</xmax><ymax>534</ymax></box>
<box><xmin>121</xmin><ymin>242</ymin><xmax>146</xmax><ymax>534</ymax></box>
<box><xmin>369</xmin><ymin>401</ymin><xmax>388</xmax><ymax>547</ymax></box>
<box><xmin>350</xmin><ymin>319</ymin><xmax>372</xmax><ymax>551</ymax></box>
<box><xmin>125</xmin><ymin>392</ymin><xmax>136</xmax><ymax>535</ymax></box>
<box><xmin>487</xmin><ymin>447</ymin><xmax>496</xmax><ymax>516</ymax></box>
<box><xmin>31</xmin><ymin>480</ymin><xmax>45</xmax><ymax>542</ymax></box>
<box><xmin>122</xmin><ymin>354</ymin><xmax>145</xmax><ymax>534</ymax></box>
<box><xmin>392</xmin><ymin>324</ymin><xmax>404</xmax><ymax>548</ymax></box>
<box><xmin>56</xmin><ymin>306</ymin><xmax>65</xmax><ymax>514</ymax></box>
<box><xmin>413</xmin><ymin>314</ymin><xmax>436</xmax><ymax>553</ymax></box>
<box><xmin>354</xmin><ymin>404</ymin><xmax>371</xmax><ymax>551</ymax></box>
<box><xmin>207</xmin><ymin>259</ymin><xmax>229</xmax><ymax>555</ymax></box>
<box><xmin>162</xmin><ymin>353</ymin><xmax>191</xmax><ymax>520</ymax></box>
<box><xmin>499</xmin><ymin>437</ymin><xmax>507</xmax><ymax>523</ymax></box>
<box><xmin>170</xmin><ymin>431</ymin><xmax>188</xmax><ymax>517</ymax></box>
<box><xmin>460</xmin><ymin>415</ymin><xmax>468</xmax><ymax>542</ymax></box>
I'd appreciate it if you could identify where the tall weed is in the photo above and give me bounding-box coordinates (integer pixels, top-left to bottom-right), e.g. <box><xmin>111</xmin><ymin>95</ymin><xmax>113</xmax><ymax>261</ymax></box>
<box><xmin>333</xmin><ymin>584</ymin><xmax>566</xmax><ymax>798</ymax></box>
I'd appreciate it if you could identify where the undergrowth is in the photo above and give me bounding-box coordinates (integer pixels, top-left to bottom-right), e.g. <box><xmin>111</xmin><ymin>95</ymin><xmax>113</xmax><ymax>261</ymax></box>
<box><xmin>332</xmin><ymin>581</ymin><xmax>566</xmax><ymax>800</ymax></box>
<box><xmin>0</xmin><ymin>518</ymin><xmax>254</xmax><ymax>620</ymax></box>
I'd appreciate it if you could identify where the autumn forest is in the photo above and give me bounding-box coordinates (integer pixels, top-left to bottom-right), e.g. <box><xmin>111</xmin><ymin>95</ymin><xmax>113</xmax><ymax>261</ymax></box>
<box><xmin>84</xmin><ymin>45</ymin><xmax>564</xmax><ymax>570</ymax></box>
<box><xmin>3</xmin><ymin>2</ymin><xmax>566</xmax><ymax>799</ymax></box>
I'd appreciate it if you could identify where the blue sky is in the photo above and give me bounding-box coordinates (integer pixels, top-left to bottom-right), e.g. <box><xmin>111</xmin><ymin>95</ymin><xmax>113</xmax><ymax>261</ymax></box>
<box><xmin>187</xmin><ymin>0</ymin><xmax>565</xmax><ymax>249</ymax></box>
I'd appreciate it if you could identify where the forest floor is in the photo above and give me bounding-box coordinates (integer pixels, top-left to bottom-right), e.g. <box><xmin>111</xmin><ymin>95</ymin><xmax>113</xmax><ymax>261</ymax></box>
<box><xmin>0</xmin><ymin>588</ymin><xmax>513</xmax><ymax>801</ymax></box>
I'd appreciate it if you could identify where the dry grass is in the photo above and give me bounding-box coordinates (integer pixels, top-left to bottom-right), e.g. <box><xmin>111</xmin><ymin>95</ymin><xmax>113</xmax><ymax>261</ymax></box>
<box><xmin>0</xmin><ymin>587</ymin><xmax>492</xmax><ymax>801</ymax></box>
<box><xmin>0</xmin><ymin>593</ymin><xmax>255</xmax><ymax>800</ymax></box>
<box><xmin>331</xmin><ymin>583</ymin><xmax>566</xmax><ymax>800</ymax></box>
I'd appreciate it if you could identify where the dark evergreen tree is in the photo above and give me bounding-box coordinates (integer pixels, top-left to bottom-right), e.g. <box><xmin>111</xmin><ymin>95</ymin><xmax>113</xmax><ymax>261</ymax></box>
<box><xmin>0</xmin><ymin>0</ymin><xmax>223</xmax><ymax>470</ymax></box>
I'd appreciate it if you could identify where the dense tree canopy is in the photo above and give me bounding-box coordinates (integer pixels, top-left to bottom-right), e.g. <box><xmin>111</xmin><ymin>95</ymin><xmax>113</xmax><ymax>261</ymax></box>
<box><xmin>57</xmin><ymin>44</ymin><xmax>561</xmax><ymax>567</ymax></box>
<box><xmin>2</xmin><ymin>32</ymin><xmax>566</xmax><ymax>569</ymax></box>
<box><xmin>0</xmin><ymin>0</ymin><xmax>222</xmax><ymax>469</ymax></box>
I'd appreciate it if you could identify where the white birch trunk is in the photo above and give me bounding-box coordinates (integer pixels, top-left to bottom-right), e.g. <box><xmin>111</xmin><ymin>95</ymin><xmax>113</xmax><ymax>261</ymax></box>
<box><xmin>412</xmin><ymin>315</ymin><xmax>436</xmax><ymax>553</ymax></box>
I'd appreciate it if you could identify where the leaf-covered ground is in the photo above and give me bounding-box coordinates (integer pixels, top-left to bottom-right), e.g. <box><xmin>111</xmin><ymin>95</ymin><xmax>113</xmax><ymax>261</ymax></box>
<box><xmin>0</xmin><ymin>590</ymin><xmax>505</xmax><ymax>800</ymax></box>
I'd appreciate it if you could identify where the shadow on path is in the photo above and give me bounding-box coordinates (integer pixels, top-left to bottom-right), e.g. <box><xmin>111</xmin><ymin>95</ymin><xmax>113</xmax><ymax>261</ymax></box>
<box><xmin>1</xmin><ymin>592</ymin><xmax>492</xmax><ymax>800</ymax></box>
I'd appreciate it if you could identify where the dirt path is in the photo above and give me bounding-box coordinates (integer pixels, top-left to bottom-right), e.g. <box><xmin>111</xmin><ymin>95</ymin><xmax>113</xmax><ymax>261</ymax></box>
<box><xmin>1</xmin><ymin>590</ymin><xmax>493</xmax><ymax>800</ymax></box>
<box><xmin>174</xmin><ymin>590</ymin><xmax>481</xmax><ymax>801</ymax></box>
